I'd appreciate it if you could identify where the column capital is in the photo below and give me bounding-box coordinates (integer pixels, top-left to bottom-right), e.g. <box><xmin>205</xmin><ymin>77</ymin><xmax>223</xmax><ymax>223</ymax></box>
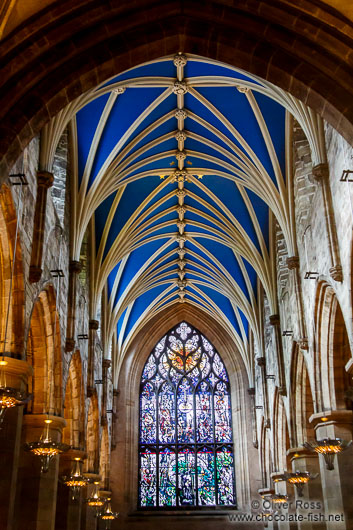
<box><xmin>286</xmin><ymin>446</ymin><xmax>317</xmax><ymax>462</ymax></box>
<box><xmin>269</xmin><ymin>314</ymin><xmax>280</xmax><ymax>326</ymax></box>
<box><xmin>69</xmin><ymin>260</ymin><xmax>82</xmax><ymax>274</ymax></box>
<box><xmin>286</xmin><ymin>256</ymin><xmax>300</xmax><ymax>270</ymax></box>
<box><xmin>312</xmin><ymin>162</ymin><xmax>329</xmax><ymax>182</ymax></box>
<box><xmin>22</xmin><ymin>413</ymin><xmax>66</xmax><ymax>432</ymax></box>
<box><xmin>271</xmin><ymin>471</ymin><xmax>287</xmax><ymax>483</ymax></box>
<box><xmin>329</xmin><ymin>264</ymin><xmax>343</xmax><ymax>282</ymax></box>
<box><xmin>83</xmin><ymin>472</ymin><xmax>101</xmax><ymax>483</ymax></box>
<box><xmin>257</xmin><ymin>356</ymin><xmax>266</xmax><ymax>367</ymax></box>
<box><xmin>257</xmin><ymin>487</ymin><xmax>275</xmax><ymax>497</ymax></box>
<box><xmin>103</xmin><ymin>359</ymin><xmax>111</xmax><ymax>370</ymax></box>
<box><xmin>247</xmin><ymin>387</ymin><xmax>255</xmax><ymax>396</ymax></box>
<box><xmin>36</xmin><ymin>170</ymin><xmax>54</xmax><ymax>188</ymax></box>
<box><xmin>89</xmin><ymin>319</ymin><xmax>99</xmax><ymax>330</ymax></box>
<box><xmin>29</xmin><ymin>265</ymin><xmax>42</xmax><ymax>283</ymax></box>
<box><xmin>309</xmin><ymin>409</ymin><xmax>353</xmax><ymax>428</ymax></box>
<box><xmin>0</xmin><ymin>357</ymin><xmax>33</xmax><ymax>389</ymax></box>
<box><xmin>298</xmin><ymin>338</ymin><xmax>309</xmax><ymax>350</ymax></box>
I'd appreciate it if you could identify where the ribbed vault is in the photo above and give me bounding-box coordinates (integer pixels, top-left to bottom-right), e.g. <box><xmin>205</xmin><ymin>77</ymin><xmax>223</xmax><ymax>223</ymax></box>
<box><xmin>40</xmin><ymin>54</ymin><xmax>327</xmax><ymax>386</ymax></box>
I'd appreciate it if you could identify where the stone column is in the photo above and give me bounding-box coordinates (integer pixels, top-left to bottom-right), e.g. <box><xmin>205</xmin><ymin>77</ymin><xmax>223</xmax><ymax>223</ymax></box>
<box><xmin>270</xmin><ymin>473</ymin><xmax>292</xmax><ymax>530</ymax></box>
<box><xmin>81</xmin><ymin>472</ymin><xmax>101</xmax><ymax>530</ymax></box>
<box><xmin>15</xmin><ymin>414</ymin><xmax>66</xmax><ymax>530</ymax></box>
<box><xmin>309</xmin><ymin>411</ymin><xmax>353</xmax><ymax>528</ymax></box>
<box><xmin>101</xmin><ymin>359</ymin><xmax>111</xmax><ymax>426</ymax></box>
<box><xmin>257</xmin><ymin>357</ymin><xmax>270</xmax><ymax>428</ymax></box>
<box><xmin>87</xmin><ymin>320</ymin><xmax>99</xmax><ymax>397</ymax></box>
<box><xmin>29</xmin><ymin>171</ymin><xmax>54</xmax><ymax>283</ymax></box>
<box><xmin>65</xmin><ymin>260</ymin><xmax>82</xmax><ymax>352</ymax></box>
<box><xmin>55</xmin><ymin>449</ymin><xmax>87</xmax><ymax>530</ymax></box>
<box><xmin>311</xmin><ymin>163</ymin><xmax>342</xmax><ymax>282</ymax></box>
<box><xmin>247</xmin><ymin>387</ymin><xmax>258</xmax><ymax>448</ymax></box>
<box><xmin>269</xmin><ymin>314</ymin><xmax>286</xmax><ymax>395</ymax></box>
<box><xmin>287</xmin><ymin>447</ymin><xmax>325</xmax><ymax>530</ymax></box>
<box><xmin>286</xmin><ymin>256</ymin><xmax>308</xmax><ymax>350</ymax></box>
<box><xmin>0</xmin><ymin>358</ymin><xmax>32</xmax><ymax>530</ymax></box>
<box><xmin>111</xmin><ymin>389</ymin><xmax>119</xmax><ymax>452</ymax></box>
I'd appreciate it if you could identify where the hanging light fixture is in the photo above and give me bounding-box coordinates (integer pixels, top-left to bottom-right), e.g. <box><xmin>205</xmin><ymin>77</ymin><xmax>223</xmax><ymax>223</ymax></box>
<box><xmin>86</xmin><ymin>481</ymin><xmax>105</xmax><ymax>508</ymax></box>
<box><xmin>270</xmin><ymin>494</ymin><xmax>289</xmax><ymax>505</ymax></box>
<box><xmin>0</xmin><ymin>181</ymin><xmax>31</xmax><ymax>424</ymax></box>
<box><xmin>285</xmin><ymin>471</ymin><xmax>318</xmax><ymax>497</ymax></box>
<box><xmin>303</xmin><ymin>438</ymin><xmax>352</xmax><ymax>470</ymax></box>
<box><xmin>25</xmin><ymin>230</ymin><xmax>68</xmax><ymax>471</ymax></box>
<box><xmin>99</xmin><ymin>498</ymin><xmax>118</xmax><ymax>521</ymax></box>
<box><xmin>62</xmin><ymin>458</ymin><xmax>89</xmax><ymax>500</ymax></box>
<box><xmin>25</xmin><ymin>418</ymin><xmax>69</xmax><ymax>473</ymax></box>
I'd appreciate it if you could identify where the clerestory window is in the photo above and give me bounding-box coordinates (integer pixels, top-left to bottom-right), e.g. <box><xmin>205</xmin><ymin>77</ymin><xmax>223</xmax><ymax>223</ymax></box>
<box><xmin>138</xmin><ymin>322</ymin><xmax>236</xmax><ymax>508</ymax></box>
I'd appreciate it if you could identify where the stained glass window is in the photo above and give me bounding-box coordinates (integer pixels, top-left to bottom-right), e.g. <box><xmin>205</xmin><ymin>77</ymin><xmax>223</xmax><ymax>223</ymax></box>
<box><xmin>139</xmin><ymin>322</ymin><xmax>236</xmax><ymax>508</ymax></box>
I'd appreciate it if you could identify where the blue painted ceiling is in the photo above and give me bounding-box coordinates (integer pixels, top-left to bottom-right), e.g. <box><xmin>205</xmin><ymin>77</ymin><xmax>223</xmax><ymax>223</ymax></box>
<box><xmin>74</xmin><ymin>56</ymin><xmax>286</xmax><ymax>352</ymax></box>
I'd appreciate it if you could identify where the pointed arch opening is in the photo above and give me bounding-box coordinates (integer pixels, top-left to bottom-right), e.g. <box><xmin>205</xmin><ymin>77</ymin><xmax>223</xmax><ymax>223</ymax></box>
<box><xmin>138</xmin><ymin>321</ymin><xmax>236</xmax><ymax>509</ymax></box>
<box><xmin>0</xmin><ymin>184</ymin><xmax>24</xmax><ymax>359</ymax></box>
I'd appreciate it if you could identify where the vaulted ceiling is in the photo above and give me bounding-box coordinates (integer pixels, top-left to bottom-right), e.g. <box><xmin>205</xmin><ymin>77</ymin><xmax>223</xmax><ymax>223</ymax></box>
<box><xmin>41</xmin><ymin>54</ymin><xmax>327</xmax><ymax>384</ymax></box>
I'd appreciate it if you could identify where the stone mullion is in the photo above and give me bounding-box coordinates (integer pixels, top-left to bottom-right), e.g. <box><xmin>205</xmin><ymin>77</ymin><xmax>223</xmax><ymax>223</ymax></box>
<box><xmin>101</xmin><ymin>359</ymin><xmax>111</xmax><ymax>426</ymax></box>
<box><xmin>257</xmin><ymin>357</ymin><xmax>270</xmax><ymax>427</ymax></box>
<box><xmin>87</xmin><ymin>319</ymin><xmax>99</xmax><ymax>397</ymax></box>
<box><xmin>269</xmin><ymin>314</ymin><xmax>286</xmax><ymax>396</ymax></box>
<box><xmin>287</xmin><ymin>256</ymin><xmax>308</xmax><ymax>350</ymax></box>
<box><xmin>29</xmin><ymin>171</ymin><xmax>54</xmax><ymax>283</ymax></box>
<box><xmin>65</xmin><ymin>260</ymin><xmax>82</xmax><ymax>352</ymax></box>
<box><xmin>312</xmin><ymin>163</ymin><xmax>342</xmax><ymax>282</ymax></box>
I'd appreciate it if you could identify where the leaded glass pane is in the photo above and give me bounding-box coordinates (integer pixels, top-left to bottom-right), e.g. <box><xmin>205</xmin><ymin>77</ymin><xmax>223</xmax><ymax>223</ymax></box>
<box><xmin>196</xmin><ymin>381</ymin><xmax>213</xmax><ymax>443</ymax></box>
<box><xmin>197</xmin><ymin>447</ymin><xmax>216</xmax><ymax>505</ymax></box>
<box><xmin>138</xmin><ymin>322</ymin><xmax>236</xmax><ymax>508</ymax></box>
<box><xmin>177</xmin><ymin>378</ymin><xmax>194</xmax><ymax>443</ymax></box>
<box><xmin>159</xmin><ymin>448</ymin><xmax>176</xmax><ymax>506</ymax></box>
<box><xmin>140</xmin><ymin>382</ymin><xmax>156</xmax><ymax>443</ymax></box>
<box><xmin>140</xmin><ymin>447</ymin><xmax>157</xmax><ymax>506</ymax></box>
<box><xmin>216</xmin><ymin>447</ymin><xmax>235</xmax><ymax>505</ymax></box>
<box><xmin>178</xmin><ymin>448</ymin><xmax>196</xmax><ymax>506</ymax></box>
<box><xmin>158</xmin><ymin>382</ymin><xmax>175</xmax><ymax>443</ymax></box>
<box><xmin>214</xmin><ymin>381</ymin><xmax>232</xmax><ymax>442</ymax></box>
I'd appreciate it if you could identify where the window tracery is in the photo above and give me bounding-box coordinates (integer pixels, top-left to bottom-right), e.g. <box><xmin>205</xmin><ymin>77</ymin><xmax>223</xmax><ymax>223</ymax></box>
<box><xmin>139</xmin><ymin>322</ymin><xmax>236</xmax><ymax>508</ymax></box>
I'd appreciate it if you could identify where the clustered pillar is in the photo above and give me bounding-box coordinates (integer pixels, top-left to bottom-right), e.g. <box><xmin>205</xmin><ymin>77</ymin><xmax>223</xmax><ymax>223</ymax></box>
<box><xmin>29</xmin><ymin>171</ymin><xmax>54</xmax><ymax>283</ymax></box>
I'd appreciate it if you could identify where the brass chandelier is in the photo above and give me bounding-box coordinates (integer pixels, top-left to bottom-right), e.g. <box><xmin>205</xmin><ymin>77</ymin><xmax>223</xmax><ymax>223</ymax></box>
<box><xmin>25</xmin><ymin>418</ymin><xmax>69</xmax><ymax>473</ymax></box>
<box><xmin>303</xmin><ymin>438</ymin><xmax>352</xmax><ymax>470</ymax></box>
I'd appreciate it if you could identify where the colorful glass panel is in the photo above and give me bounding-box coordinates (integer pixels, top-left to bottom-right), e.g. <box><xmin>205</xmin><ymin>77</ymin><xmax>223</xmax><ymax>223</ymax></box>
<box><xmin>214</xmin><ymin>381</ymin><xmax>232</xmax><ymax>442</ymax></box>
<box><xmin>140</xmin><ymin>448</ymin><xmax>157</xmax><ymax>506</ymax></box>
<box><xmin>138</xmin><ymin>322</ymin><xmax>236</xmax><ymax>508</ymax></box>
<box><xmin>140</xmin><ymin>382</ymin><xmax>156</xmax><ymax>443</ymax></box>
<box><xmin>216</xmin><ymin>447</ymin><xmax>235</xmax><ymax>505</ymax></box>
<box><xmin>177</xmin><ymin>378</ymin><xmax>194</xmax><ymax>443</ymax></box>
<box><xmin>197</xmin><ymin>447</ymin><xmax>216</xmax><ymax>505</ymax></box>
<box><xmin>159</xmin><ymin>448</ymin><xmax>176</xmax><ymax>506</ymax></box>
<box><xmin>158</xmin><ymin>383</ymin><xmax>175</xmax><ymax>443</ymax></box>
<box><xmin>178</xmin><ymin>448</ymin><xmax>196</xmax><ymax>506</ymax></box>
<box><xmin>196</xmin><ymin>382</ymin><xmax>213</xmax><ymax>443</ymax></box>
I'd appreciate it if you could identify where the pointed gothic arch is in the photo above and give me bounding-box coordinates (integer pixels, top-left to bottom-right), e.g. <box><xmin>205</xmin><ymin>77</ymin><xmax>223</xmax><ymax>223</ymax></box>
<box><xmin>138</xmin><ymin>321</ymin><xmax>236</xmax><ymax>508</ymax></box>
<box><xmin>0</xmin><ymin>184</ymin><xmax>24</xmax><ymax>359</ymax></box>
<box><xmin>26</xmin><ymin>285</ymin><xmax>62</xmax><ymax>414</ymax></box>
<box><xmin>62</xmin><ymin>350</ymin><xmax>84</xmax><ymax>448</ymax></box>
<box><xmin>314</xmin><ymin>282</ymin><xmax>352</xmax><ymax>412</ymax></box>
